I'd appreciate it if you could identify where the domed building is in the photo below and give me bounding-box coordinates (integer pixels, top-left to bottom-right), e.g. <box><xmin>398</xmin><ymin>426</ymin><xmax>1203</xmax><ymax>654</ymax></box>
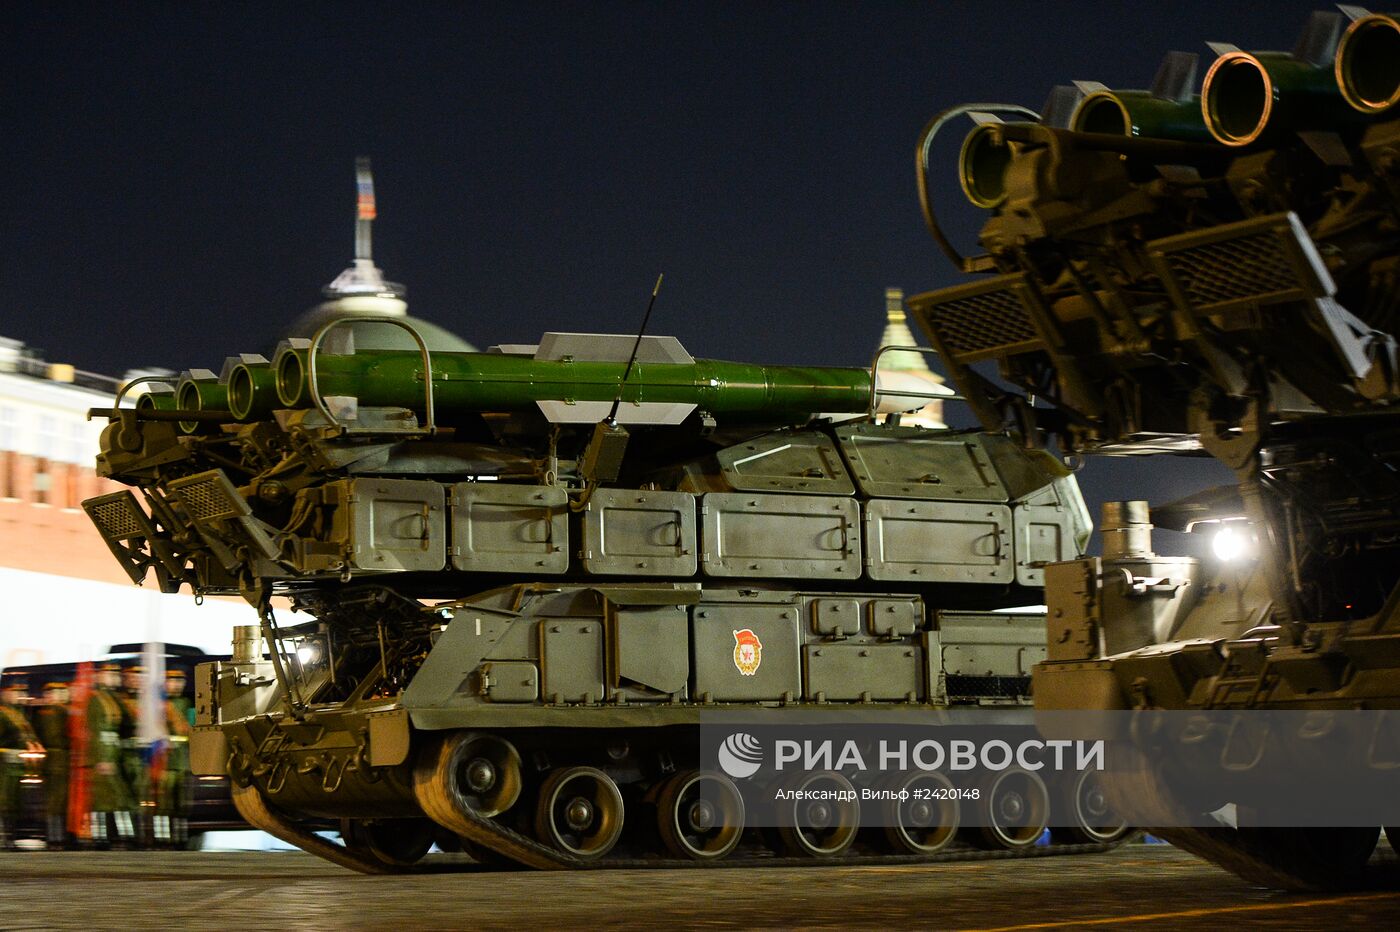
<box><xmin>283</xmin><ymin>158</ymin><xmax>476</xmax><ymax>355</ymax></box>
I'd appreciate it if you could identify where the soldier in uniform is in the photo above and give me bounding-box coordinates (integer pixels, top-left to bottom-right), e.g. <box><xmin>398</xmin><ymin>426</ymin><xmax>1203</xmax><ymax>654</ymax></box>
<box><xmin>118</xmin><ymin>665</ymin><xmax>153</xmax><ymax>847</ymax></box>
<box><xmin>0</xmin><ymin>681</ymin><xmax>43</xmax><ymax>850</ymax></box>
<box><xmin>33</xmin><ymin>683</ymin><xmax>71</xmax><ymax>849</ymax></box>
<box><xmin>155</xmin><ymin>668</ymin><xmax>193</xmax><ymax>846</ymax></box>
<box><xmin>84</xmin><ymin>663</ymin><xmax>135</xmax><ymax>847</ymax></box>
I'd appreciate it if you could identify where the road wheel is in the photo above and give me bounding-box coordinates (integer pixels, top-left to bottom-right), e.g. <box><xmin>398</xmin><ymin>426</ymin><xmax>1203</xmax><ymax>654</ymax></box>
<box><xmin>883</xmin><ymin>771</ymin><xmax>959</xmax><ymax>855</ymax></box>
<box><xmin>534</xmin><ymin>766</ymin><xmax>625</xmax><ymax>859</ymax></box>
<box><xmin>968</xmin><ymin>767</ymin><xmax>1049</xmax><ymax>850</ymax></box>
<box><xmin>656</xmin><ymin>770</ymin><xmax>745</xmax><ymax>860</ymax></box>
<box><xmin>775</xmin><ymin>771</ymin><xmax>859</xmax><ymax>857</ymax></box>
<box><xmin>1053</xmin><ymin>769</ymin><xmax>1132</xmax><ymax>845</ymax></box>
<box><xmin>415</xmin><ymin>731</ymin><xmax>523</xmax><ymax>823</ymax></box>
<box><xmin>340</xmin><ymin>817</ymin><xmax>436</xmax><ymax>867</ymax></box>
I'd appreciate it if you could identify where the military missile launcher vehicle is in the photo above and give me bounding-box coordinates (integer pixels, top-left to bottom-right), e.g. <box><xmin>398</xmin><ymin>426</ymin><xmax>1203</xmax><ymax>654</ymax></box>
<box><xmin>82</xmin><ymin>295</ymin><xmax>1128</xmax><ymax>871</ymax></box>
<box><xmin>909</xmin><ymin>6</ymin><xmax>1400</xmax><ymax>890</ymax></box>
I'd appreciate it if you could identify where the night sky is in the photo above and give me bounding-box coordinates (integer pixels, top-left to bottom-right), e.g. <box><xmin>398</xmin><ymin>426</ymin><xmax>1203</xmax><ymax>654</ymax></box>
<box><xmin>3</xmin><ymin>1</ymin><xmax>1332</xmax><ymax>539</ymax></box>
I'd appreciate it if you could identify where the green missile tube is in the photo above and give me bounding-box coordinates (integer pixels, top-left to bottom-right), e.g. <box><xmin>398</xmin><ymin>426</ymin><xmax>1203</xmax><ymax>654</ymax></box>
<box><xmin>175</xmin><ymin>370</ymin><xmax>230</xmax><ymax>434</ymax></box>
<box><xmin>135</xmin><ymin>388</ymin><xmax>177</xmax><ymax>414</ymax></box>
<box><xmin>1336</xmin><ymin>13</ymin><xmax>1400</xmax><ymax>114</ymax></box>
<box><xmin>958</xmin><ymin>122</ymin><xmax>1023</xmax><ymax>209</ymax></box>
<box><xmin>1072</xmin><ymin>90</ymin><xmax>1211</xmax><ymax>143</ymax></box>
<box><xmin>1202</xmin><ymin>50</ymin><xmax>1366</xmax><ymax>146</ymax></box>
<box><xmin>957</xmin><ymin>121</ymin><xmax>1227</xmax><ymax>210</ymax></box>
<box><xmin>273</xmin><ymin>348</ymin><xmax>874</xmax><ymax>422</ymax></box>
<box><xmin>227</xmin><ymin>360</ymin><xmax>282</xmax><ymax>421</ymax></box>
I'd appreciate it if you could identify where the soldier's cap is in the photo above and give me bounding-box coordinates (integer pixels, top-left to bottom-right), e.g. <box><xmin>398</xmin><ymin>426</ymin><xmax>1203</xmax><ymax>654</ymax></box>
<box><xmin>44</xmin><ymin>682</ymin><xmax>67</xmax><ymax>690</ymax></box>
<box><xmin>125</xmin><ymin>665</ymin><xmax>145</xmax><ymax>674</ymax></box>
<box><xmin>166</xmin><ymin>668</ymin><xmax>186</xmax><ymax>679</ymax></box>
<box><xmin>100</xmin><ymin>662</ymin><xmax>121</xmax><ymax>672</ymax></box>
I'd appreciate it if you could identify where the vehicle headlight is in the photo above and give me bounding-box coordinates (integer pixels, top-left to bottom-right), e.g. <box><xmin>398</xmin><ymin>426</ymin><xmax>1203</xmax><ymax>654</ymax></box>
<box><xmin>1211</xmin><ymin>524</ymin><xmax>1251</xmax><ymax>562</ymax></box>
<box><xmin>296</xmin><ymin>641</ymin><xmax>323</xmax><ymax>666</ymax></box>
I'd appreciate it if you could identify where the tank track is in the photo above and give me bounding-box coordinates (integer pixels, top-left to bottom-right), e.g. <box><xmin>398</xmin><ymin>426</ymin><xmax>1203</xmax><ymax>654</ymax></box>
<box><xmin>229</xmin><ymin>739</ymin><xmax>1125</xmax><ymax>875</ymax></box>
<box><xmin>231</xmin><ymin>783</ymin><xmax>403</xmax><ymax>875</ymax></box>
<box><xmin>1099</xmin><ymin>748</ymin><xmax>1384</xmax><ymax>891</ymax></box>
<box><xmin>1143</xmin><ymin>826</ymin><xmax>1382</xmax><ymax>892</ymax></box>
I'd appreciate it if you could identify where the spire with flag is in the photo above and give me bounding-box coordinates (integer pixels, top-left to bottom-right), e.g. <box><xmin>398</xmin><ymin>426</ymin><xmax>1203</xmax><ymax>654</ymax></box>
<box><xmin>354</xmin><ymin>157</ymin><xmax>377</xmax><ymax>261</ymax></box>
<box><xmin>319</xmin><ymin>157</ymin><xmax>405</xmax><ymax>307</ymax></box>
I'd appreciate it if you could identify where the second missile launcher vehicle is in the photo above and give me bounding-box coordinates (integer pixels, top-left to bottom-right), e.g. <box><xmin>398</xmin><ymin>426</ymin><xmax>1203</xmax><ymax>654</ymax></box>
<box><xmin>911</xmin><ymin>6</ymin><xmax>1400</xmax><ymax>890</ymax></box>
<box><xmin>83</xmin><ymin>301</ymin><xmax>1127</xmax><ymax>872</ymax></box>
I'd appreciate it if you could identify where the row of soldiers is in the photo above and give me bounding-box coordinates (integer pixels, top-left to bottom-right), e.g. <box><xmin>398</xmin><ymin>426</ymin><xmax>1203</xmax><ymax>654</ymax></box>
<box><xmin>0</xmin><ymin>664</ymin><xmax>193</xmax><ymax>849</ymax></box>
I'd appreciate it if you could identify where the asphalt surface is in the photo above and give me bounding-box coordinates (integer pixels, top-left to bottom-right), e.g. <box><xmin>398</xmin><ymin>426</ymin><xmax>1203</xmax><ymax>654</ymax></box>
<box><xmin>3</xmin><ymin>843</ymin><xmax>1400</xmax><ymax>930</ymax></box>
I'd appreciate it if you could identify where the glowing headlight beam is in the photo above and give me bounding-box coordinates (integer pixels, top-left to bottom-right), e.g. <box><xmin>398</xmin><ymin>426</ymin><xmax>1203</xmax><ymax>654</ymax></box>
<box><xmin>1211</xmin><ymin>525</ymin><xmax>1249</xmax><ymax>562</ymax></box>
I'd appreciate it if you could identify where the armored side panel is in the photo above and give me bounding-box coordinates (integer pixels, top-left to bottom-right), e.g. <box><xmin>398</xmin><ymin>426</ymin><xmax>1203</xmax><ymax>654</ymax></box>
<box><xmin>714</xmin><ymin>430</ymin><xmax>856</xmax><ymax>495</ymax></box>
<box><xmin>1011</xmin><ymin>485</ymin><xmax>1074</xmax><ymax>587</ymax></box>
<box><xmin>479</xmin><ymin>661</ymin><xmax>540</xmax><ymax>703</ymax></box>
<box><xmin>449</xmin><ymin>483</ymin><xmax>568</xmax><ymax>574</ymax></box>
<box><xmin>836</xmin><ymin>424</ymin><xmax>1008</xmax><ymax>501</ymax></box>
<box><xmin>803</xmin><ymin>642</ymin><xmax>923</xmax><ymax>701</ymax></box>
<box><xmin>938</xmin><ymin>611</ymin><xmax>1045</xmax><ymax>703</ymax></box>
<box><xmin>1063</xmin><ymin>554</ymin><xmax>1202</xmax><ymax>657</ymax></box>
<box><xmin>328</xmin><ymin>477</ymin><xmax>447</xmax><ymax>573</ymax></box>
<box><xmin>802</xmin><ymin>595</ymin><xmax>926</xmax><ymax>701</ymax></box>
<box><xmin>700</xmin><ymin>493</ymin><xmax>861</xmax><ymax>579</ymax></box>
<box><xmin>403</xmin><ymin>586</ymin><xmax>938</xmax><ymax>716</ymax></box>
<box><xmin>691</xmin><ymin>600</ymin><xmax>802</xmax><ymax>701</ymax></box>
<box><xmin>539</xmin><ymin>618</ymin><xmax>605</xmax><ymax>704</ymax></box>
<box><xmin>869</xmin><ymin>598</ymin><xmax>920</xmax><ymax>636</ymax></box>
<box><xmin>811</xmin><ymin>596</ymin><xmax>861</xmax><ymax>635</ymax></box>
<box><xmin>607</xmin><ymin>604</ymin><xmax>690</xmax><ymax>701</ymax></box>
<box><xmin>400</xmin><ymin>606</ymin><xmax>537</xmax><ymax>712</ymax></box>
<box><xmin>864</xmin><ymin>500</ymin><xmax>1013</xmax><ymax>583</ymax></box>
<box><xmin>579</xmin><ymin>488</ymin><xmax>698</xmax><ymax>576</ymax></box>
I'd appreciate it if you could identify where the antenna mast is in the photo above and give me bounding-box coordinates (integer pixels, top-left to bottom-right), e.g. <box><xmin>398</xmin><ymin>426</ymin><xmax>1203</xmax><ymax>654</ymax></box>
<box><xmin>607</xmin><ymin>273</ymin><xmax>665</xmax><ymax>425</ymax></box>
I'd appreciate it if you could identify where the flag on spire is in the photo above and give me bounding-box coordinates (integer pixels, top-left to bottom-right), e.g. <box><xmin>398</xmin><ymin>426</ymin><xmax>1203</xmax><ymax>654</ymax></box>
<box><xmin>356</xmin><ymin>158</ymin><xmax>377</xmax><ymax>220</ymax></box>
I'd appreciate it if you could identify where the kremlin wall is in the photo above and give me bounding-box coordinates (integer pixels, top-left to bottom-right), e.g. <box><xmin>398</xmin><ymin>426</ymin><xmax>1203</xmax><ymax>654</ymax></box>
<box><xmin>0</xmin><ymin>338</ymin><xmax>248</xmax><ymax>670</ymax></box>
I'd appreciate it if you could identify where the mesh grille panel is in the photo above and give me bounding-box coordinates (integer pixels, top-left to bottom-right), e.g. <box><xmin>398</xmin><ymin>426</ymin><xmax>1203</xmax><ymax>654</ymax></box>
<box><xmin>928</xmin><ymin>285</ymin><xmax>1039</xmax><ymax>360</ymax></box>
<box><xmin>171</xmin><ymin>474</ymin><xmax>241</xmax><ymax>521</ymax></box>
<box><xmin>1163</xmin><ymin>230</ymin><xmax>1298</xmax><ymax>310</ymax></box>
<box><xmin>88</xmin><ymin>497</ymin><xmax>145</xmax><ymax>540</ymax></box>
<box><xmin>946</xmin><ymin>674</ymin><xmax>1031</xmax><ymax>701</ymax></box>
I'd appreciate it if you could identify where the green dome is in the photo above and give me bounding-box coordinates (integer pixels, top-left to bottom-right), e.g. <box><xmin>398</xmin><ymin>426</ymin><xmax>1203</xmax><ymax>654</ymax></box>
<box><xmin>285</xmin><ymin>303</ymin><xmax>477</xmax><ymax>354</ymax></box>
